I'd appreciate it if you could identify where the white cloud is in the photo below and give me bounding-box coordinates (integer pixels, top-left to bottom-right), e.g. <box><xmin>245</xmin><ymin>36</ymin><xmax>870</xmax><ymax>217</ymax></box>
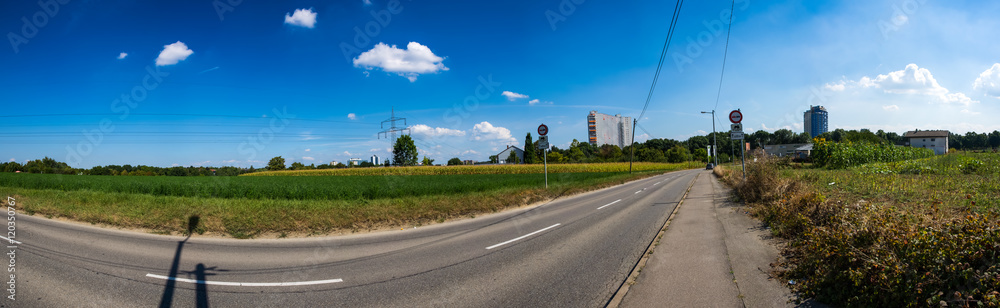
<box><xmin>961</xmin><ymin>109</ymin><xmax>981</xmax><ymax>115</ymax></box>
<box><xmin>343</xmin><ymin>151</ymin><xmax>353</xmax><ymax>156</ymax></box>
<box><xmin>363</xmin><ymin>0</ymin><xmax>372</xmax><ymax>5</ymax></box>
<box><xmin>471</xmin><ymin>121</ymin><xmax>516</xmax><ymax>143</ymax></box>
<box><xmin>305</xmin><ymin>149</ymin><xmax>311</xmax><ymax>152</ymax></box>
<box><xmin>348</xmin><ymin>113</ymin><xmax>357</xmax><ymax>120</ymax></box>
<box><xmin>528</xmin><ymin>99</ymin><xmax>553</xmax><ymax>105</ymax></box>
<box><xmin>845</xmin><ymin>63</ymin><xmax>978</xmax><ymax>106</ymax></box>
<box><xmin>823</xmin><ymin>81</ymin><xmax>845</xmax><ymax>92</ymax></box>
<box><xmin>284</xmin><ymin>8</ymin><xmax>317</xmax><ymax>28</ymax></box>
<box><xmin>882</xmin><ymin>105</ymin><xmax>900</xmax><ymax>111</ymax></box>
<box><xmin>502</xmin><ymin>91</ymin><xmax>528</xmax><ymax>101</ymax></box>
<box><xmin>353</xmin><ymin>42</ymin><xmax>448</xmax><ymax>82</ymax></box>
<box><xmin>410</xmin><ymin>124</ymin><xmax>466</xmax><ymax>138</ymax></box>
<box><xmin>462</xmin><ymin>150</ymin><xmax>479</xmax><ymax>155</ymax></box>
<box><xmin>8</xmin><ymin>158</ymin><xmax>14</xmax><ymax>162</ymax></box>
<box><xmin>171</xmin><ymin>163</ymin><xmax>180</xmax><ymax>167</ymax></box>
<box><xmin>973</xmin><ymin>63</ymin><xmax>1000</xmax><ymax>98</ymax></box>
<box><xmin>155</xmin><ymin>41</ymin><xmax>193</xmax><ymax>66</ymax></box>
<box><xmin>303</xmin><ymin>156</ymin><xmax>315</xmax><ymax>161</ymax></box>
<box><xmin>117</xmin><ymin>52</ymin><xmax>127</xmax><ymax>60</ymax></box>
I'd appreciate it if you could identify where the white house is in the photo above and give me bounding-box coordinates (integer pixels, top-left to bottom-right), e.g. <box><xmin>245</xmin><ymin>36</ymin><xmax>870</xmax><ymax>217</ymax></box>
<box><xmin>496</xmin><ymin>145</ymin><xmax>524</xmax><ymax>164</ymax></box>
<box><xmin>903</xmin><ymin>130</ymin><xmax>949</xmax><ymax>155</ymax></box>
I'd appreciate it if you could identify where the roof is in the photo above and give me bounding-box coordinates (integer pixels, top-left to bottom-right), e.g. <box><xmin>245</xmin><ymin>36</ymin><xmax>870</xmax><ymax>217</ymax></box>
<box><xmin>795</xmin><ymin>144</ymin><xmax>813</xmax><ymax>151</ymax></box>
<box><xmin>903</xmin><ymin>130</ymin><xmax>949</xmax><ymax>138</ymax></box>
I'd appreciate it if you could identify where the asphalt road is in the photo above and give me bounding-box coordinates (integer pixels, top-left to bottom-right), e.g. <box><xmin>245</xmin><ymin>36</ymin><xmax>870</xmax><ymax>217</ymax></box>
<box><xmin>7</xmin><ymin>169</ymin><xmax>699</xmax><ymax>308</ymax></box>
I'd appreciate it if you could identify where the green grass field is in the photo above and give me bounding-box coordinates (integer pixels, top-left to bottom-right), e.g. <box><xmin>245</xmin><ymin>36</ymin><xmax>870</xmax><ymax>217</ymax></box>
<box><xmin>2</xmin><ymin>162</ymin><xmax>701</xmax><ymax>238</ymax></box>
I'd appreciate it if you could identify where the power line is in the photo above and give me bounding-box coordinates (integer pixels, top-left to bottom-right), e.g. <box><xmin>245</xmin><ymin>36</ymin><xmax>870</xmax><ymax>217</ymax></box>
<box><xmin>637</xmin><ymin>0</ymin><xmax>685</xmax><ymax>122</ymax></box>
<box><xmin>713</xmin><ymin>0</ymin><xmax>736</xmax><ymax>111</ymax></box>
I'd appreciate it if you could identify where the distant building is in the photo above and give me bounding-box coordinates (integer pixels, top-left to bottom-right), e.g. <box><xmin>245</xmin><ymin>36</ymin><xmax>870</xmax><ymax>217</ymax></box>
<box><xmin>588</xmin><ymin>110</ymin><xmax>632</xmax><ymax>149</ymax></box>
<box><xmin>370</xmin><ymin>155</ymin><xmax>380</xmax><ymax>166</ymax></box>
<box><xmin>763</xmin><ymin>143</ymin><xmax>810</xmax><ymax>158</ymax></box>
<box><xmin>804</xmin><ymin>105</ymin><xmax>828</xmax><ymax>138</ymax></box>
<box><xmin>348</xmin><ymin>158</ymin><xmax>364</xmax><ymax>166</ymax></box>
<box><xmin>903</xmin><ymin>130</ymin><xmax>949</xmax><ymax>155</ymax></box>
<box><xmin>496</xmin><ymin>145</ymin><xmax>524</xmax><ymax>164</ymax></box>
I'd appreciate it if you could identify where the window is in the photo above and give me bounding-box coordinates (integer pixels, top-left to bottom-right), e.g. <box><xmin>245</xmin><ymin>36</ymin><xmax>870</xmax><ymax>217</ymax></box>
<box><xmin>922</xmin><ymin>139</ymin><xmax>926</xmax><ymax>142</ymax></box>
<box><xmin>931</xmin><ymin>138</ymin><xmax>935</xmax><ymax>142</ymax></box>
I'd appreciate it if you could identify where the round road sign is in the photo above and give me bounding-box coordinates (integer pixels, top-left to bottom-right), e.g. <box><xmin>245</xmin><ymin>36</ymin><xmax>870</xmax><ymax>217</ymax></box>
<box><xmin>729</xmin><ymin>110</ymin><xmax>743</xmax><ymax>124</ymax></box>
<box><xmin>538</xmin><ymin>124</ymin><xmax>548</xmax><ymax>136</ymax></box>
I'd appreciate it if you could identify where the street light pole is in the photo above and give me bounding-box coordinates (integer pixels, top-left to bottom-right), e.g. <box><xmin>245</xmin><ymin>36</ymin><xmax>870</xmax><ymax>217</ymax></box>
<box><xmin>701</xmin><ymin>110</ymin><xmax>718</xmax><ymax>166</ymax></box>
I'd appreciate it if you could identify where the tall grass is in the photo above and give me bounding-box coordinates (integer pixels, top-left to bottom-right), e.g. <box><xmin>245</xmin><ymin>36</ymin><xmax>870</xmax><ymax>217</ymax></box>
<box><xmin>716</xmin><ymin>152</ymin><xmax>1000</xmax><ymax>307</ymax></box>
<box><xmin>245</xmin><ymin>162</ymin><xmax>698</xmax><ymax>176</ymax></box>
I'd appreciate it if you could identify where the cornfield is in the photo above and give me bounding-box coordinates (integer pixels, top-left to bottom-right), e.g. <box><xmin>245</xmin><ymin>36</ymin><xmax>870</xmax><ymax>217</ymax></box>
<box><xmin>811</xmin><ymin>138</ymin><xmax>934</xmax><ymax>169</ymax></box>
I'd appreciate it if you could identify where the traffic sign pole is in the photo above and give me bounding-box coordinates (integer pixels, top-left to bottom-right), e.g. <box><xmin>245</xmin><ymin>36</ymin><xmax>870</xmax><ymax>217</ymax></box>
<box><xmin>538</xmin><ymin>124</ymin><xmax>549</xmax><ymax>188</ymax></box>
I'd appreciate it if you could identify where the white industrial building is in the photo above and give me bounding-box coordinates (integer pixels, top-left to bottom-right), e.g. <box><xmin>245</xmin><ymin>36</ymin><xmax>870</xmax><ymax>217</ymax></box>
<box><xmin>903</xmin><ymin>130</ymin><xmax>949</xmax><ymax>155</ymax></box>
<box><xmin>588</xmin><ymin>111</ymin><xmax>632</xmax><ymax>149</ymax></box>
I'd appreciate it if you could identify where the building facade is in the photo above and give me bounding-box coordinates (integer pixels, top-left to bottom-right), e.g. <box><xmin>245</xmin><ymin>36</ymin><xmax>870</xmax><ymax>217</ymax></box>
<box><xmin>588</xmin><ymin>111</ymin><xmax>633</xmax><ymax>149</ymax></box>
<box><xmin>804</xmin><ymin>105</ymin><xmax>828</xmax><ymax>138</ymax></box>
<box><xmin>370</xmin><ymin>155</ymin><xmax>380</xmax><ymax>166</ymax></box>
<box><xmin>496</xmin><ymin>145</ymin><xmax>525</xmax><ymax>164</ymax></box>
<box><xmin>903</xmin><ymin>130</ymin><xmax>949</xmax><ymax>155</ymax></box>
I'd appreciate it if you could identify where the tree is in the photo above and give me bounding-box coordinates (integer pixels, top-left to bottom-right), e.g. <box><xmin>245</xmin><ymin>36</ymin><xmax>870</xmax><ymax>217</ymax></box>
<box><xmin>422</xmin><ymin>156</ymin><xmax>435</xmax><ymax>166</ymax></box>
<box><xmin>524</xmin><ymin>133</ymin><xmax>536</xmax><ymax>164</ymax></box>
<box><xmin>548</xmin><ymin>152</ymin><xmax>566</xmax><ymax>163</ymax></box>
<box><xmin>447</xmin><ymin>157</ymin><xmax>464</xmax><ymax>166</ymax></box>
<box><xmin>666</xmin><ymin>145</ymin><xmax>691</xmax><ymax>163</ymax></box>
<box><xmin>290</xmin><ymin>162</ymin><xmax>306</xmax><ymax>170</ymax></box>
<box><xmin>267</xmin><ymin>156</ymin><xmax>286</xmax><ymax>171</ymax></box>
<box><xmin>489</xmin><ymin>155</ymin><xmax>498</xmax><ymax>164</ymax></box>
<box><xmin>392</xmin><ymin>135</ymin><xmax>419</xmax><ymax>166</ymax></box>
<box><xmin>693</xmin><ymin>148</ymin><xmax>709</xmax><ymax>162</ymax></box>
<box><xmin>506</xmin><ymin>151</ymin><xmax>520</xmax><ymax>164</ymax></box>
<box><xmin>598</xmin><ymin>144</ymin><xmax>623</xmax><ymax>161</ymax></box>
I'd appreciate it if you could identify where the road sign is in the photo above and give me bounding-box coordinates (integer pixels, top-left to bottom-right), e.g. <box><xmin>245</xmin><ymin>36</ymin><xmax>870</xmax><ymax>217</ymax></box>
<box><xmin>731</xmin><ymin>132</ymin><xmax>744</xmax><ymax>140</ymax></box>
<box><xmin>537</xmin><ymin>124</ymin><xmax>548</xmax><ymax>136</ymax></box>
<box><xmin>731</xmin><ymin>123</ymin><xmax>742</xmax><ymax>132</ymax></box>
<box><xmin>729</xmin><ymin>110</ymin><xmax>743</xmax><ymax>124</ymax></box>
<box><xmin>537</xmin><ymin>135</ymin><xmax>549</xmax><ymax>150</ymax></box>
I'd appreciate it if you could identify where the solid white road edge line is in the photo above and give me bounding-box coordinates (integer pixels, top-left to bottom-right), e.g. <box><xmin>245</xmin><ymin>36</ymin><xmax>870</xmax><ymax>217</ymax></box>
<box><xmin>486</xmin><ymin>223</ymin><xmax>561</xmax><ymax>250</ymax></box>
<box><xmin>145</xmin><ymin>273</ymin><xmax>343</xmax><ymax>287</ymax></box>
<box><xmin>0</xmin><ymin>235</ymin><xmax>22</xmax><ymax>244</ymax></box>
<box><xmin>597</xmin><ymin>199</ymin><xmax>622</xmax><ymax>210</ymax></box>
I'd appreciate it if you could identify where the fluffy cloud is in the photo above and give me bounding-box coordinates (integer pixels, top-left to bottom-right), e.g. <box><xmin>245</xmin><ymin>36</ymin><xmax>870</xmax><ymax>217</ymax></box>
<box><xmin>471</xmin><ymin>121</ymin><xmax>516</xmax><ymax>142</ymax></box>
<box><xmin>155</xmin><ymin>41</ymin><xmax>193</xmax><ymax>66</ymax></box>
<box><xmin>528</xmin><ymin>99</ymin><xmax>553</xmax><ymax>105</ymax></box>
<box><xmin>303</xmin><ymin>156</ymin><xmax>315</xmax><ymax>161</ymax></box>
<box><xmin>347</xmin><ymin>113</ymin><xmax>357</xmax><ymax>120</ymax></box>
<box><xmin>841</xmin><ymin>64</ymin><xmax>978</xmax><ymax>106</ymax></box>
<box><xmin>410</xmin><ymin>124</ymin><xmax>466</xmax><ymax>138</ymax></box>
<box><xmin>117</xmin><ymin>52</ymin><xmax>127</xmax><ymax>60</ymax></box>
<box><xmin>501</xmin><ymin>91</ymin><xmax>528</xmax><ymax>101</ymax></box>
<box><xmin>284</xmin><ymin>8</ymin><xmax>317</xmax><ymax>28</ymax></box>
<box><xmin>882</xmin><ymin>105</ymin><xmax>900</xmax><ymax>111</ymax></box>
<box><xmin>353</xmin><ymin>42</ymin><xmax>448</xmax><ymax>82</ymax></box>
<box><xmin>973</xmin><ymin>63</ymin><xmax>1000</xmax><ymax>98</ymax></box>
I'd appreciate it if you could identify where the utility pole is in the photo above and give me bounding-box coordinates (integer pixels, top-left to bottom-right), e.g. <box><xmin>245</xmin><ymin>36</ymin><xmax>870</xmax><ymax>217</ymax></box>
<box><xmin>629</xmin><ymin>119</ymin><xmax>636</xmax><ymax>174</ymax></box>
<box><xmin>378</xmin><ymin>107</ymin><xmax>410</xmax><ymax>164</ymax></box>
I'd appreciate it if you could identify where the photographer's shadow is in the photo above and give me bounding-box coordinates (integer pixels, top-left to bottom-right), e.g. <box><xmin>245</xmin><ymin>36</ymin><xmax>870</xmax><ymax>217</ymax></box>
<box><xmin>158</xmin><ymin>215</ymin><xmax>225</xmax><ymax>308</ymax></box>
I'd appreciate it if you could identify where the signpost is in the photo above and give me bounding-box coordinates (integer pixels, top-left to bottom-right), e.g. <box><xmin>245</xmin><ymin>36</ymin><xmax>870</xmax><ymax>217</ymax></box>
<box><xmin>538</xmin><ymin>124</ymin><xmax>549</xmax><ymax>188</ymax></box>
<box><xmin>729</xmin><ymin>109</ymin><xmax>746</xmax><ymax>180</ymax></box>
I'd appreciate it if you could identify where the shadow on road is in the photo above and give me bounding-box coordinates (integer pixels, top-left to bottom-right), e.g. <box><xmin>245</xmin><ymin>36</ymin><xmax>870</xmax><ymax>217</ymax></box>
<box><xmin>159</xmin><ymin>215</ymin><xmax>213</xmax><ymax>308</ymax></box>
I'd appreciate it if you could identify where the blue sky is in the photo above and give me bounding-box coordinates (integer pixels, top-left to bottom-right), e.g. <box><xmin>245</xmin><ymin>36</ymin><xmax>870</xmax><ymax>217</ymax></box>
<box><xmin>3</xmin><ymin>0</ymin><xmax>1000</xmax><ymax>168</ymax></box>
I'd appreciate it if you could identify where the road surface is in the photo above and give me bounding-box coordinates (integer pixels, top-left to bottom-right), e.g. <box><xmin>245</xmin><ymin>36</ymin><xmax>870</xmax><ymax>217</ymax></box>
<box><xmin>8</xmin><ymin>169</ymin><xmax>699</xmax><ymax>307</ymax></box>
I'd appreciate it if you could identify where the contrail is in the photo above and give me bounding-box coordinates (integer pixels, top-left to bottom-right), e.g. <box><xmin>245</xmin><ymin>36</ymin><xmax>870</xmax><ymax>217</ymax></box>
<box><xmin>198</xmin><ymin>66</ymin><xmax>220</xmax><ymax>74</ymax></box>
